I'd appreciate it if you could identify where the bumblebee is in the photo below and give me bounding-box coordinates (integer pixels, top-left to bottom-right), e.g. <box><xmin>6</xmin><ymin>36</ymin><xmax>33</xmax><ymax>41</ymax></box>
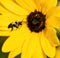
<box><xmin>8</xmin><ymin>21</ymin><xmax>22</xmax><ymax>31</ymax></box>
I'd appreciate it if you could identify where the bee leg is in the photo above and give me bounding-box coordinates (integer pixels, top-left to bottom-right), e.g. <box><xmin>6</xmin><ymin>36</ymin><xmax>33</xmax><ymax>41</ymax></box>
<box><xmin>15</xmin><ymin>25</ymin><xmax>19</xmax><ymax>28</ymax></box>
<box><xmin>11</xmin><ymin>27</ymin><xmax>13</xmax><ymax>31</ymax></box>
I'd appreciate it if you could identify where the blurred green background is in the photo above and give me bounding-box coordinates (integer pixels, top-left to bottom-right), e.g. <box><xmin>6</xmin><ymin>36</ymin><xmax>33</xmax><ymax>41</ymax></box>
<box><xmin>0</xmin><ymin>0</ymin><xmax>60</xmax><ymax>58</ymax></box>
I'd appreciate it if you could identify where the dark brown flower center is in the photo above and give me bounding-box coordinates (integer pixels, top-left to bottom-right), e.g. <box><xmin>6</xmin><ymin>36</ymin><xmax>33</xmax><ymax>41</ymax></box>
<box><xmin>27</xmin><ymin>10</ymin><xmax>46</xmax><ymax>32</ymax></box>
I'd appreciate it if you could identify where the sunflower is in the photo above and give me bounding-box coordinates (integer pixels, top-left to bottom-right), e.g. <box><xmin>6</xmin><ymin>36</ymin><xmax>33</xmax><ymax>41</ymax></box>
<box><xmin>0</xmin><ymin>0</ymin><xmax>60</xmax><ymax>58</ymax></box>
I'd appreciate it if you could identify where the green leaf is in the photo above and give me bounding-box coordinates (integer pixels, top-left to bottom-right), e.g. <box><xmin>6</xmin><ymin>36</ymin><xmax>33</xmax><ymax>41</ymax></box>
<box><xmin>0</xmin><ymin>36</ymin><xmax>9</xmax><ymax>58</ymax></box>
<box><xmin>15</xmin><ymin>54</ymin><xmax>21</xmax><ymax>58</ymax></box>
<box><xmin>55</xmin><ymin>28</ymin><xmax>60</xmax><ymax>40</ymax></box>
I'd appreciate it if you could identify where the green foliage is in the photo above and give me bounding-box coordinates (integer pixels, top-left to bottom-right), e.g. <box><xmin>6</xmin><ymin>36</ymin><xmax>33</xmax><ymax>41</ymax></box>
<box><xmin>56</xmin><ymin>29</ymin><xmax>60</xmax><ymax>40</ymax></box>
<box><xmin>15</xmin><ymin>54</ymin><xmax>21</xmax><ymax>58</ymax></box>
<box><xmin>0</xmin><ymin>36</ymin><xmax>9</xmax><ymax>58</ymax></box>
<box><xmin>58</xmin><ymin>0</ymin><xmax>60</xmax><ymax>1</ymax></box>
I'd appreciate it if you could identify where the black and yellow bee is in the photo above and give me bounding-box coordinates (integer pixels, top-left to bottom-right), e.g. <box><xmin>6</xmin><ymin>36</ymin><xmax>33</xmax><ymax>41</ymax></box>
<box><xmin>8</xmin><ymin>21</ymin><xmax>22</xmax><ymax>31</ymax></box>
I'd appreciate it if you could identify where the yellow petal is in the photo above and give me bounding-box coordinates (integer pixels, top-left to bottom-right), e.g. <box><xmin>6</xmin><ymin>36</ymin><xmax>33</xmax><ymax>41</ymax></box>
<box><xmin>50</xmin><ymin>45</ymin><xmax>60</xmax><ymax>58</ymax></box>
<box><xmin>32</xmin><ymin>48</ymin><xmax>46</xmax><ymax>58</ymax></box>
<box><xmin>33</xmin><ymin>0</ymin><xmax>41</xmax><ymax>11</ymax></box>
<box><xmin>0</xmin><ymin>14</ymin><xmax>25</xmax><ymax>26</ymax></box>
<box><xmin>46</xmin><ymin>16</ymin><xmax>60</xmax><ymax>30</ymax></box>
<box><xmin>40</xmin><ymin>31</ymin><xmax>56</xmax><ymax>57</ymax></box>
<box><xmin>2</xmin><ymin>24</ymin><xmax>31</xmax><ymax>52</ymax></box>
<box><xmin>0</xmin><ymin>3</ymin><xmax>26</xmax><ymax>18</ymax></box>
<box><xmin>44</xmin><ymin>25</ymin><xmax>59</xmax><ymax>47</ymax></box>
<box><xmin>13</xmin><ymin>0</ymin><xmax>37</xmax><ymax>12</ymax></box>
<box><xmin>8</xmin><ymin>46</ymin><xmax>21</xmax><ymax>58</ymax></box>
<box><xmin>55</xmin><ymin>46</ymin><xmax>60</xmax><ymax>58</ymax></box>
<box><xmin>21</xmin><ymin>33</ymin><xmax>43</xmax><ymax>58</ymax></box>
<box><xmin>21</xmin><ymin>37</ymin><xmax>31</xmax><ymax>58</ymax></box>
<box><xmin>0</xmin><ymin>30</ymin><xmax>11</xmax><ymax>36</ymax></box>
<box><xmin>32</xmin><ymin>33</ymin><xmax>46</xmax><ymax>58</ymax></box>
<box><xmin>46</xmin><ymin>6</ymin><xmax>60</xmax><ymax>17</ymax></box>
<box><xmin>46</xmin><ymin>9</ymin><xmax>60</xmax><ymax>29</ymax></box>
<box><xmin>34</xmin><ymin>0</ymin><xmax>57</xmax><ymax>14</ymax></box>
<box><xmin>0</xmin><ymin>5</ymin><xmax>26</xmax><ymax>26</ymax></box>
<box><xmin>32</xmin><ymin>50</ymin><xmax>46</xmax><ymax>58</ymax></box>
<box><xmin>0</xmin><ymin>0</ymin><xmax>29</xmax><ymax>16</ymax></box>
<box><xmin>0</xmin><ymin>26</ymin><xmax>20</xmax><ymax>36</ymax></box>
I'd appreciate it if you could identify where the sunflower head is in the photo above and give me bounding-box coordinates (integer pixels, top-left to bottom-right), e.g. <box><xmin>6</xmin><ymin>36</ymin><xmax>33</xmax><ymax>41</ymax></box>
<box><xmin>27</xmin><ymin>10</ymin><xmax>46</xmax><ymax>32</ymax></box>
